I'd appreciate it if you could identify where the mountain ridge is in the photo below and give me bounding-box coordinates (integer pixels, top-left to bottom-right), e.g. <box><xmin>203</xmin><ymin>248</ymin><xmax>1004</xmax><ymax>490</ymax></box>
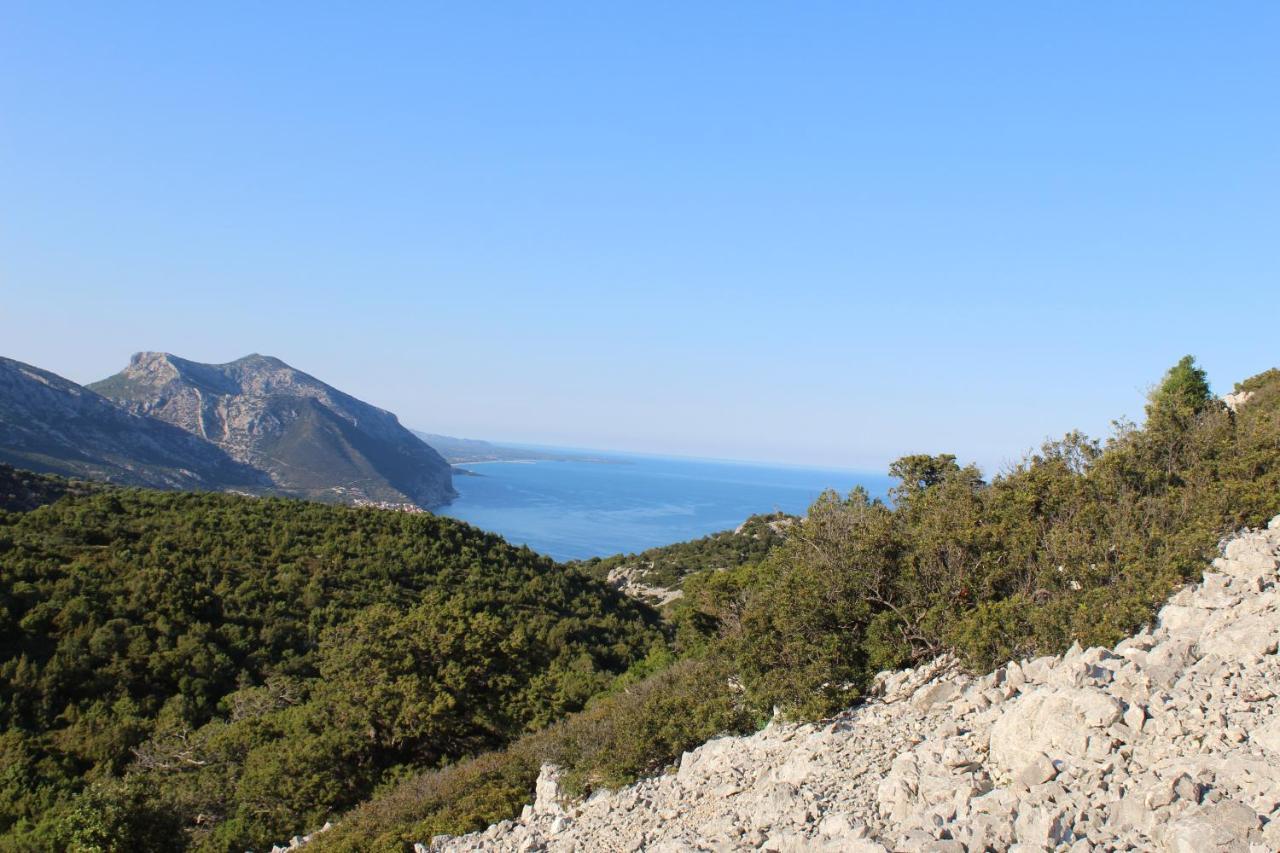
<box><xmin>0</xmin><ymin>355</ymin><xmax>268</xmax><ymax>491</ymax></box>
<box><xmin>413</xmin><ymin>431</ymin><xmax>609</xmax><ymax>465</ymax></box>
<box><xmin>90</xmin><ymin>352</ymin><xmax>456</xmax><ymax>508</ymax></box>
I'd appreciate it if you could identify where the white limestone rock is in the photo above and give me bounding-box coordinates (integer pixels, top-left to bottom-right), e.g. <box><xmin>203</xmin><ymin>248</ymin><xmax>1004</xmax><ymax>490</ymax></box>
<box><xmin>431</xmin><ymin>525</ymin><xmax>1280</xmax><ymax>852</ymax></box>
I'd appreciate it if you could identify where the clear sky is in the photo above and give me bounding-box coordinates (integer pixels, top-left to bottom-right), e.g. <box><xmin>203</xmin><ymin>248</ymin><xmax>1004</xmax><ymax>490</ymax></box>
<box><xmin>2</xmin><ymin>3</ymin><xmax>1277</xmax><ymax>472</ymax></box>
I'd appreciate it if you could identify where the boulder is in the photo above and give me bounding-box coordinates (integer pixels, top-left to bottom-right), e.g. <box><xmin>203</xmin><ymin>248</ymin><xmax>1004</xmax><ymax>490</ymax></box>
<box><xmin>1251</xmin><ymin>716</ymin><xmax>1280</xmax><ymax>754</ymax></box>
<box><xmin>532</xmin><ymin>765</ymin><xmax>566</xmax><ymax>816</ymax></box>
<box><xmin>1014</xmin><ymin>752</ymin><xmax>1059</xmax><ymax>787</ymax></box>
<box><xmin>1160</xmin><ymin>799</ymin><xmax>1260</xmax><ymax>851</ymax></box>
<box><xmin>911</xmin><ymin>680</ymin><xmax>960</xmax><ymax>713</ymax></box>
<box><xmin>989</xmin><ymin>687</ymin><xmax>1122</xmax><ymax>773</ymax></box>
<box><xmin>1013</xmin><ymin>803</ymin><xmax>1073</xmax><ymax>847</ymax></box>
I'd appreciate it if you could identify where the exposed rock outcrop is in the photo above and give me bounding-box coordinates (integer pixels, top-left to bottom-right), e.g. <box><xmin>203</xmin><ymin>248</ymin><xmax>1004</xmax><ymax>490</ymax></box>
<box><xmin>1224</xmin><ymin>390</ymin><xmax>1256</xmax><ymax>412</ymax></box>
<box><xmin>431</xmin><ymin>517</ymin><xmax>1280</xmax><ymax>851</ymax></box>
<box><xmin>90</xmin><ymin>352</ymin><xmax>455</xmax><ymax>508</ymax></box>
<box><xmin>269</xmin><ymin>821</ymin><xmax>333</xmax><ymax>853</ymax></box>
<box><xmin>0</xmin><ymin>356</ymin><xmax>265</xmax><ymax>490</ymax></box>
<box><xmin>593</xmin><ymin>513</ymin><xmax>795</xmax><ymax>606</ymax></box>
<box><xmin>605</xmin><ymin>563</ymin><xmax>685</xmax><ymax>606</ymax></box>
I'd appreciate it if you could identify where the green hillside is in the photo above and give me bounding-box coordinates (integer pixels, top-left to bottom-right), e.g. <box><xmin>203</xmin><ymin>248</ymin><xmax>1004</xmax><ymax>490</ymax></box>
<box><xmin>574</xmin><ymin>512</ymin><xmax>793</xmax><ymax>593</ymax></box>
<box><xmin>310</xmin><ymin>358</ymin><xmax>1280</xmax><ymax>851</ymax></box>
<box><xmin>0</xmin><ymin>489</ymin><xmax>659</xmax><ymax>850</ymax></box>
<box><xmin>0</xmin><ymin>465</ymin><xmax>102</xmax><ymax>513</ymax></box>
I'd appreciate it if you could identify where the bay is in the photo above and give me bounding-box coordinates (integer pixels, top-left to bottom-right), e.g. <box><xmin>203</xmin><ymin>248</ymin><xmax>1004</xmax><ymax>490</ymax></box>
<box><xmin>438</xmin><ymin>449</ymin><xmax>892</xmax><ymax>561</ymax></box>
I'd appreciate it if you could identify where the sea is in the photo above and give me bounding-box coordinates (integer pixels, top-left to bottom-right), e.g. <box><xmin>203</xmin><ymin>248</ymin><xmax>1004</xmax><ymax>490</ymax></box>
<box><xmin>438</xmin><ymin>449</ymin><xmax>892</xmax><ymax>562</ymax></box>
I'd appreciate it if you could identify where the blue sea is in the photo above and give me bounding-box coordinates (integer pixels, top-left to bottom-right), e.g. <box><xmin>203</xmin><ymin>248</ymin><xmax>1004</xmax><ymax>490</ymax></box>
<box><xmin>439</xmin><ymin>450</ymin><xmax>892</xmax><ymax>562</ymax></box>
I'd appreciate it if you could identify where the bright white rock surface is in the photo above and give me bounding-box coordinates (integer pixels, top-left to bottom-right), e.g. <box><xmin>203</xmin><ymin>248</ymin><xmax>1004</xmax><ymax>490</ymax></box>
<box><xmin>428</xmin><ymin>518</ymin><xmax>1280</xmax><ymax>851</ymax></box>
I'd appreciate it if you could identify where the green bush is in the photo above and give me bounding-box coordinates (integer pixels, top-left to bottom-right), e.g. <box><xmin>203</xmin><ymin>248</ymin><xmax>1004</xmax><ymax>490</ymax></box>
<box><xmin>710</xmin><ymin>360</ymin><xmax>1280</xmax><ymax>716</ymax></box>
<box><xmin>573</xmin><ymin>513</ymin><xmax>791</xmax><ymax>592</ymax></box>
<box><xmin>310</xmin><ymin>655</ymin><xmax>756</xmax><ymax>852</ymax></box>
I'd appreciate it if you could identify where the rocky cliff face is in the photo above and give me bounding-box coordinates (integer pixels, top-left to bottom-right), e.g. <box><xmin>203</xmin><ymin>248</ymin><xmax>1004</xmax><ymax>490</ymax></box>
<box><xmin>90</xmin><ymin>353</ymin><xmax>455</xmax><ymax>508</ymax></box>
<box><xmin>0</xmin><ymin>356</ymin><xmax>266</xmax><ymax>490</ymax></box>
<box><xmin>431</xmin><ymin>518</ymin><xmax>1280</xmax><ymax>852</ymax></box>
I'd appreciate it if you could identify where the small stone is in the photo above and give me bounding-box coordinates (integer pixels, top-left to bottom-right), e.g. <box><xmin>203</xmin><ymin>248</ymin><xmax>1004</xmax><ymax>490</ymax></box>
<box><xmin>912</xmin><ymin>681</ymin><xmax>961</xmax><ymax>712</ymax></box>
<box><xmin>1172</xmin><ymin>774</ymin><xmax>1201</xmax><ymax>803</ymax></box>
<box><xmin>1123</xmin><ymin>702</ymin><xmax>1146</xmax><ymax>732</ymax></box>
<box><xmin>1015</xmin><ymin>753</ymin><xmax>1059</xmax><ymax>787</ymax></box>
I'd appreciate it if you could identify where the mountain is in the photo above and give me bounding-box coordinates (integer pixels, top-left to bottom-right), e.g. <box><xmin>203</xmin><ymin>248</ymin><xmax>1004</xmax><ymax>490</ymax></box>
<box><xmin>412</xmin><ymin>430</ymin><xmax>611</xmax><ymax>465</ymax></box>
<box><xmin>412</xmin><ymin>432</ymin><xmax>525</xmax><ymax>464</ymax></box>
<box><xmin>90</xmin><ymin>352</ymin><xmax>456</xmax><ymax>508</ymax></box>
<box><xmin>0</xmin><ymin>356</ymin><xmax>267</xmax><ymax>490</ymax></box>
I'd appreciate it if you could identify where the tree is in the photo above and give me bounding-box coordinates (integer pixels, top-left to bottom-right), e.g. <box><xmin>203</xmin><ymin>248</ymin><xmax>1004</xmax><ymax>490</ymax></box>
<box><xmin>1142</xmin><ymin>355</ymin><xmax>1218</xmax><ymax>478</ymax></box>
<box><xmin>730</xmin><ymin>489</ymin><xmax>900</xmax><ymax>716</ymax></box>
<box><xmin>888</xmin><ymin>454</ymin><xmax>960</xmax><ymax>505</ymax></box>
<box><xmin>1146</xmin><ymin>355</ymin><xmax>1212</xmax><ymax>423</ymax></box>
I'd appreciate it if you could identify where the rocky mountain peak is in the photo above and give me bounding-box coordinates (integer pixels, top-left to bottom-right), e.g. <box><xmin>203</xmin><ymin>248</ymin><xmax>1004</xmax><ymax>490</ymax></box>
<box><xmin>126</xmin><ymin>350</ymin><xmax>193</xmax><ymax>377</ymax></box>
<box><xmin>129</xmin><ymin>350</ymin><xmax>170</xmax><ymax>367</ymax></box>
<box><xmin>0</xmin><ymin>356</ymin><xmax>264</xmax><ymax>490</ymax></box>
<box><xmin>89</xmin><ymin>353</ymin><xmax>455</xmax><ymax>508</ymax></box>
<box><xmin>231</xmin><ymin>353</ymin><xmax>287</xmax><ymax>368</ymax></box>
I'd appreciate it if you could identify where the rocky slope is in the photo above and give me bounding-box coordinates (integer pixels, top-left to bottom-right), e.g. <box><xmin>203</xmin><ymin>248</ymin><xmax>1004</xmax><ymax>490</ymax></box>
<box><xmin>0</xmin><ymin>356</ymin><xmax>265</xmax><ymax>490</ymax></box>
<box><xmin>91</xmin><ymin>352</ymin><xmax>455</xmax><ymax>508</ymax></box>
<box><xmin>430</xmin><ymin>517</ymin><xmax>1280</xmax><ymax>852</ymax></box>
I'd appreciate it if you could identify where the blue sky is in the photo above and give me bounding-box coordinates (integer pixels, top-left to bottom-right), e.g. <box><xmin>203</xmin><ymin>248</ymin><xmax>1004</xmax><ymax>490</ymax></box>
<box><xmin>2</xmin><ymin>3</ymin><xmax>1277</xmax><ymax>471</ymax></box>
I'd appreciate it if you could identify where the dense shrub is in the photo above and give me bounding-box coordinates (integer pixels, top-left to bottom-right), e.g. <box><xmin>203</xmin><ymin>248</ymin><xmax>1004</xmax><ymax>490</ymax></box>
<box><xmin>711</xmin><ymin>360</ymin><xmax>1280</xmax><ymax>714</ymax></box>
<box><xmin>0</xmin><ymin>492</ymin><xmax>659</xmax><ymax>850</ymax></box>
<box><xmin>311</xmin><ymin>747</ymin><xmax>543</xmax><ymax>853</ymax></box>
<box><xmin>573</xmin><ymin>513</ymin><xmax>791</xmax><ymax>592</ymax></box>
<box><xmin>310</xmin><ymin>654</ymin><xmax>756</xmax><ymax>852</ymax></box>
<box><xmin>0</xmin><ymin>464</ymin><xmax>100</xmax><ymax>512</ymax></box>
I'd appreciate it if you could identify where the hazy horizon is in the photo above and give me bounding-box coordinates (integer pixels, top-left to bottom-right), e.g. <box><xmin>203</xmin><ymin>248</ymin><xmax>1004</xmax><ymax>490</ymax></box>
<box><xmin>6</xmin><ymin>345</ymin><xmax>1266</xmax><ymax>477</ymax></box>
<box><xmin>4</xmin><ymin>5</ymin><xmax>1277</xmax><ymax>472</ymax></box>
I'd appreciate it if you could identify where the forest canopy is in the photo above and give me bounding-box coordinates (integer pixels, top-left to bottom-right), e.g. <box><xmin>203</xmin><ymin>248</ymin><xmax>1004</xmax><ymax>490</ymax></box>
<box><xmin>0</xmin><ymin>490</ymin><xmax>660</xmax><ymax>850</ymax></box>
